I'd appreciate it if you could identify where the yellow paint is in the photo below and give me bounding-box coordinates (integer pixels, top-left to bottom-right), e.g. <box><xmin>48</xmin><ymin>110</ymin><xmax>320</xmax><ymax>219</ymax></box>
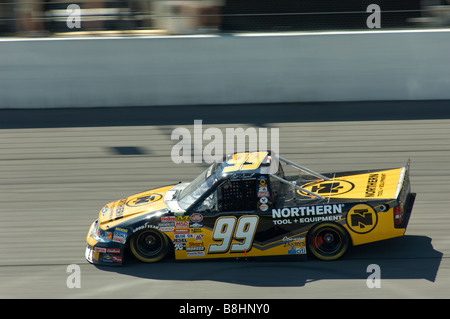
<box><xmin>98</xmin><ymin>185</ymin><xmax>174</xmax><ymax>229</ymax></box>
<box><xmin>299</xmin><ymin>168</ymin><xmax>404</xmax><ymax>200</ymax></box>
<box><xmin>344</xmin><ymin>207</ymin><xmax>406</xmax><ymax>246</ymax></box>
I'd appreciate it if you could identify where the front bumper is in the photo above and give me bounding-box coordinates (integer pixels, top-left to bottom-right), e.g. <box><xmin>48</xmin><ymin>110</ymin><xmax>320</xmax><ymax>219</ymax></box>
<box><xmin>85</xmin><ymin>220</ymin><xmax>124</xmax><ymax>266</ymax></box>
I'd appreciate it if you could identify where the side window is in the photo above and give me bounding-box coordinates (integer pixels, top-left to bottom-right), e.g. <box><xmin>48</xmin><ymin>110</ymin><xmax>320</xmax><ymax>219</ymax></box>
<box><xmin>219</xmin><ymin>179</ymin><xmax>257</xmax><ymax>212</ymax></box>
<box><xmin>195</xmin><ymin>191</ymin><xmax>218</xmax><ymax>213</ymax></box>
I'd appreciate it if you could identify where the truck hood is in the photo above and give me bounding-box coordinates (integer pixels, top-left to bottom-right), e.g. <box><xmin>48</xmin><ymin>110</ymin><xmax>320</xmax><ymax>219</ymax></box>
<box><xmin>98</xmin><ymin>185</ymin><xmax>175</xmax><ymax>226</ymax></box>
<box><xmin>299</xmin><ymin>167</ymin><xmax>405</xmax><ymax>200</ymax></box>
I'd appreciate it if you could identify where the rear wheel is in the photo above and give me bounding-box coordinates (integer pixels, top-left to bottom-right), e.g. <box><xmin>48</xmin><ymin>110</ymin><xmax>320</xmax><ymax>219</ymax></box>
<box><xmin>306</xmin><ymin>222</ymin><xmax>350</xmax><ymax>261</ymax></box>
<box><xmin>130</xmin><ymin>229</ymin><xmax>170</xmax><ymax>263</ymax></box>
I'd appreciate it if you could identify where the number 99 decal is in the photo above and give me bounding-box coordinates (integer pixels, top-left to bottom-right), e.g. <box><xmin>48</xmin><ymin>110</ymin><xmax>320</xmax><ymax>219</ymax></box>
<box><xmin>222</xmin><ymin>152</ymin><xmax>268</xmax><ymax>173</ymax></box>
<box><xmin>208</xmin><ymin>216</ymin><xmax>259</xmax><ymax>254</ymax></box>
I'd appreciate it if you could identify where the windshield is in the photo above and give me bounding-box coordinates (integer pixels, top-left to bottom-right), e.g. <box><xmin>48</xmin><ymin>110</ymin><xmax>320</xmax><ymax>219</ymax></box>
<box><xmin>177</xmin><ymin>163</ymin><xmax>218</xmax><ymax>210</ymax></box>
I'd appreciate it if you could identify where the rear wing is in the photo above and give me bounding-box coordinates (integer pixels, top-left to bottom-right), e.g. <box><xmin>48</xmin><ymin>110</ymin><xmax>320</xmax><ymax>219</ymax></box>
<box><xmin>406</xmin><ymin>158</ymin><xmax>411</xmax><ymax>179</ymax></box>
<box><xmin>395</xmin><ymin>159</ymin><xmax>411</xmax><ymax>204</ymax></box>
<box><xmin>394</xmin><ymin>158</ymin><xmax>416</xmax><ymax>228</ymax></box>
<box><xmin>395</xmin><ymin>158</ymin><xmax>411</xmax><ymax>199</ymax></box>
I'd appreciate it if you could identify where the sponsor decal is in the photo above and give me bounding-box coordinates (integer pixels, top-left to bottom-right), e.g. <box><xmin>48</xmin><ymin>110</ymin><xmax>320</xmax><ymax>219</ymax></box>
<box><xmin>114</xmin><ymin>199</ymin><xmax>126</xmax><ymax>220</ymax></box>
<box><xmin>282</xmin><ymin>236</ymin><xmax>305</xmax><ymax>243</ymax></box>
<box><xmin>377</xmin><ymin>173</ymin><xmax>387</xmax><ymax>197</ymax></box>
<box><xmin>365</xmin><ymin>173</ymin><xmax>387</xmax><ymax>197</ymax></box>
<box><xmin>186</xmin><ymin>242</ymin><xmax>205</xmax><ymax>252</ymax></box>
<box><xmin>288</xmin><ymin>246</ymin><xmax>306</xmax><ymax>255</ymax></box>
<box><xmin>257</xmin><ymin>186</ymin><xmax>270</xmax><ymax>197</ymax></box>
<box><xmin>186</xmin><ymin>251</ymin><xmax>205</xmax><ymax>257</ymax></box>
<box><xmin>126</xmin><ymin>193</ymin><xmax>163</xmax><ymax>207</ymax></box>
<box><xmin>134</xmin><ymin>223</ymin><xmax>160</xmax><ymax>233</ymax></box>
<box><xmin>257</xmin><ymin>175</ymin><xmax>272</xmax><ymax>210</ymax></box>
<box><xmin>101</xmin><ymin>206</ymin><xmax>109</xmax><ymax>215</ymax></box>
<box><xmin>103</xmin><ymin>254</ymin><xmax>113</xmax><ymax>263</ymax></box>
<box><xmin>112</xmin><ymin>227</ymin><xmax>128</xmax><ymax>244</ymax></box>
<box><xmin>258</xmin><ymin>178</ymin><xmax>267</xmax><ymax>187</ymax></box>
<box><xmin>272</xmin><ymin>204</ymin><xmax>345</xmax><ymax>218</ymax></box>
<box><xmin>273</xmin><ymin>215</ymin><xmax>342</xmax><ymax>225</ymax></box>
<box><xmin>175</xmin><ymin>243</ymin><xmax>186</xmax><ymax>250</ymax></box>
<box><xmin>190</xmin><ymin>213</ymin><xmax>203</xmax><ymax>222</ymax></box>
<box><xmin>103</xmin><ymin>254</ymin><xmax>122</xmax><ymax>263</ymax></box>
<box><xmin>365</xmin><ymin>174</ymin><xmax>379</xmax><ymax>198</ymax></box>
<box><xmin>158</xmin><ymin>216</ymin><xmax>175</xmax><ymax>232</ymax></box>
<box><xmin>282</xmin><ymin>236</ymin><xmax>307</xmax><ymax>254</ymax></box>
<box><xmin>189</xmin><ymin>221</ymin><xmax>203</xmax><ymax>228</ymax></box>
<box><xmin>94</xmin><ymin>247</ymin><xmax>106</xmax><ymax>253</ymax></box>
<box><xmin>284</xmin><ymin>237</ymin><xmax>305</xmax><ymax>249</ymax></box>
<box><xmin>175</xmin><ymin>221</ymin><xmax>189</xmax><ymax>228</ymax></box>
<box><xmin>157</xmin><ymin>222</ymin><xmax>174</xmax><ymax>232</ymax></box>
<box><xmin>175</xmin><ymin>233</ymin><xmax>195</xmax><ymax>239</ymax></box>
<box><xmin>346</xmin><ymin>204</ymin><xmax>378</xmax><ymax>234</ymax></box>
<box><xmin>272</xmin><ymin>204</ymin><xmax>345</xmax><ymax>225</ymax></box>
<box><xmin>298</xmin><ymin>180</ymin><xmax>355</xmax><ymax>197</ymax></box>
<box><xmin>174</xmin><ymin>228</ymin><xmax>190</xmax><ymax>234</ymax></box>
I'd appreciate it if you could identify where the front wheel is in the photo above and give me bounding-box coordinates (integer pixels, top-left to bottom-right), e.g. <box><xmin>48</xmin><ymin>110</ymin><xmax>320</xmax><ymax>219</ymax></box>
<box><xmin>130</xmin><ymin>229</ymin><xmax>170</xmax><ymax>263</ymax></box>
<box><xmin>306</xmin><ymin>222</ymin><xmax>350</xmax><ymax>261</ymax></box>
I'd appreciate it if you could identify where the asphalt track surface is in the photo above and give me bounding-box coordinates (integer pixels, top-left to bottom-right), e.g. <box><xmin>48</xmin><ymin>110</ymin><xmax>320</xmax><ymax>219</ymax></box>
<box><xmin>1</xmin><ymin>100</ymin><xmax>449</xmax><ymax>300</ymax></box>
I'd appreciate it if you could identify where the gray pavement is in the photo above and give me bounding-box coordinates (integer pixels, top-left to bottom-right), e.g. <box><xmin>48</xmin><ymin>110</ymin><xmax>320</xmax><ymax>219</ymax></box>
<box><xmin>0</xmin><ymin>101</ymin><xmax>449</xmax><ymax>299</ymax></box>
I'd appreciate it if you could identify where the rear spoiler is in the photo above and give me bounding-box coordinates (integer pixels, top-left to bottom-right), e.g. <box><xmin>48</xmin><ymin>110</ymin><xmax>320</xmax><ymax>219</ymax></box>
<box><xmin>395</xmin><ymin>158</ymin><xmax>411</xmax><ymax>199</ymax></box>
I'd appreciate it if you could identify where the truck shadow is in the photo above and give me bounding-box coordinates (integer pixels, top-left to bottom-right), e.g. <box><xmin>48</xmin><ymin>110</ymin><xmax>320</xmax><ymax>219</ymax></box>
<box><xmin>98</xmin><ymin>235</ymin><xmax>442</xmax><ymax>287</ymax></box>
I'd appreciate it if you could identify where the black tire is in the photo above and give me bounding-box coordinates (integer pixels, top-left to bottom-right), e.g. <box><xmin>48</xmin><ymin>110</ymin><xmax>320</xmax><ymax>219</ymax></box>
<box><xmin>129</xmin><ymin>229</ymin><xmax>170</xmax><ymax>263</ymax></box>
<box><xmin>306</xmin><ymin>222</ymin><xmax>350</xmax><ymax>261</ymax></box>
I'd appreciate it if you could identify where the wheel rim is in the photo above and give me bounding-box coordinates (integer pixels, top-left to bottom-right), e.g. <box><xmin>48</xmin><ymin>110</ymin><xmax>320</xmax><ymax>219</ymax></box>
<box><xmin>312</xmin><ymin>228</ymin><xmax>342</xmax><ymax>256</ymax></box>
<box><xmin>136</xmin><ymin>232</ymin><xmax>163</xmax><ymax>257</ymax></box>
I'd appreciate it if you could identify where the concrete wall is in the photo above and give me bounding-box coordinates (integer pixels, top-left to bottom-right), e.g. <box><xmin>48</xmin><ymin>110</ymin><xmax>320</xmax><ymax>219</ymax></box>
<box><xmin>1</xmin><ymin>30</ymin><xmax>450</xmax><ymax>108</ymax></box>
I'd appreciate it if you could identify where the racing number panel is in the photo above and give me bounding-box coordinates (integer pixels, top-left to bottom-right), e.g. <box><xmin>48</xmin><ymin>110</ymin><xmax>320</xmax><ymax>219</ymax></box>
<box><xmin>207</xmin><ymin>215</ymin><xmax>259</xmax><ymax>254</ymax></box>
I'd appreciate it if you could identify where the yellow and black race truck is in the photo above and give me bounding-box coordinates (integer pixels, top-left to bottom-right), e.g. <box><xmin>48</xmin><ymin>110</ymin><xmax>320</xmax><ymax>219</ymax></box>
<box><xmin>86</xmin><ymin>151</ymin><xmax>416</xmax><ymax>265</ymax></box>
